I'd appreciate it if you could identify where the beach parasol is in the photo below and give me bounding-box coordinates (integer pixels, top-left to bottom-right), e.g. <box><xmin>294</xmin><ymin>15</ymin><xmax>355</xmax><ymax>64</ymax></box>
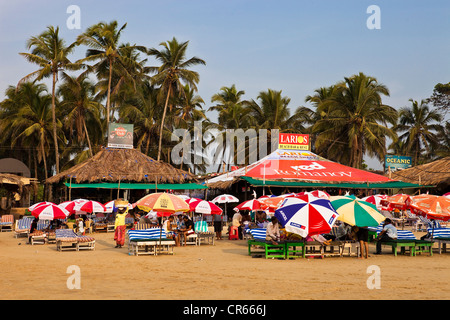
<box><xmin>135</xmin><ymin>193</ymin><xmax>190</xmax><ymax>216</ymax></box>
<box><xmin>361</xmin><ymin>194</ymin><xmax>388</xmax><ymax>211</ymax></box>
<box><xmin>444</xmin><ymin>192</ymin><xmax>450</xmax><ymax>198</ymax></box>
<box><xmin>380</xmin><ymin>194</ymin><xmax>411</xmax><ymax>210</ymax></box>
<box><xmin>330</xmin><ymin>195</ymin><xmax>386</xmax><ymax>227</ymax></box>
<box><xmin>308</xmin><ymin>190</ymin><xmax>331</xmax><ymax>199</ymax></box>
<box><xmin>409</xmin><ymin>194</ymin><xmax>450</xmax><ymax>221</ymax></box>
<box><xmin>31</xmin><ymin>203</ymin><xmax>70</xmax><ymax>220</ymax></box>
<box><xmin>188</xmin><ymin>199</ymin><xmax>222</xmax><ymax>215</ymax></box>
<box><xmin>274</xmin><ymin>196</ymin><xmax>339</xmax><ymax>238</ymax></box>
<box><xmin>235</xmin><ymin>199</ymin><xmax>262</xmax><ymax>211</ymax></box>
<box><xmin>74</xmin><ymin>200</ymin><xmax>106</xmax><ymax>214</ymax></box>
<box><xmin>211</xmin><ymin>194</ymin><xmax>239</xmax><ymax>218</ymax></box>
<box><xmin>28</xmin><ymin>201</ymin><xmax>54</xmax><ymax>211</ymax></box>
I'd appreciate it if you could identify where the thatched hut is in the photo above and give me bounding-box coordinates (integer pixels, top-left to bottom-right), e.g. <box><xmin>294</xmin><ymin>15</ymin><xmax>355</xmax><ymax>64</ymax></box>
<box><xmin>46</xmin><ymin>147</ymin><xmax>203</xmax><ymax>202</ymax></box>
<box><xmin>0</xmin><ymin>173</ymin><xmax>38</xmax><ymax>212</ymax></box>
<box><xmin>388</xmin><ymin>157</ymin><xmax>450</xmax><ymax>193</ymax></box>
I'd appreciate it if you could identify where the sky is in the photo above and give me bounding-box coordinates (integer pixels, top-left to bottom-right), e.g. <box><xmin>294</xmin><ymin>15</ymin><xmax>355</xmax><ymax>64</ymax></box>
<box><xmin>1</xmin><ymin>0</ymin><xmax>449</xmax><ymax>171</ymax></box>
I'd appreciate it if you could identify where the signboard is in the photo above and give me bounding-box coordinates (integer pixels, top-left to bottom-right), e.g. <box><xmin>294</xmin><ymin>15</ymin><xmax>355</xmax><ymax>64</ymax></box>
<box><xmin>384</xmin><ymin>155</ymin><xmax>412</xmax><ymax>172</ymax></box>
<box><xmin>108</xmin><ymin>123</ymin><xmax>134</xmax><ymax>149</ymax></box>
<box><xmin>278</xmin><ymin>133</ymin><xmax>310</xmax><ymax>150</ymax></box>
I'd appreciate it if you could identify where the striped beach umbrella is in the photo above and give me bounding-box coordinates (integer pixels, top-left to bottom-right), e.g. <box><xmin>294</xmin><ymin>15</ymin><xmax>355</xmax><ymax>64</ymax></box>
<box><xmin>211</xmin><ymin>194</ymin><xmax>239</xmax><ymax>204</ymax></box>
<box><xmin>235</xmin><ymin>199</ymin><xmax>262</xmax><ymax>211</ymax></box>
<box><xmin>28</xmin><ymin>201</ymin><xmax>54</xmax><ymax>211</ymax></box>
<box><xmin>31</xmin><ymin>203</ymin><xmax>70</xmax><ymax>220</ymax></box>
<box><xmin>189</xmin><ymin>199</ymin><xmax>223</xmax><ymax>215</ymax></box>
<box><xmin>330</xmin><ymin>195</ymin><xmax>386</xmax><ymax>227</ymax></box>
<box><xmin>74</xmin><ymin>200</ymin><xmax>106</xmax><ymax>213</ymax></box>
<box><xmin>275</xmin><ymin>196</ymin><xmax>339</xmax><ymax>238</ymax></box>
<box><xmin>361</xmin><ymin>194</ymin><xmax>388</xmax><ymax>210</ymax></box>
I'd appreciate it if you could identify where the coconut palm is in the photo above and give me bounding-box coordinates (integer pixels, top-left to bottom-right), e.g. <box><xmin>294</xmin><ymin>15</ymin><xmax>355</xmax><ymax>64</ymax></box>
<box><xmin>76</xmin><ymin>21</ymin><xmax>146</xmax><ymax>127</ymax></box>
<box><xmin>147</xmin><ymin>37</ymin><xmax>206</xmax><ymax>161</ymax></box>
<box><xmin>57</xmin><ymin>73</ymin><xmax>103</xmax><ymax>158</ymax></box>
<box><xmin>311</xmin><ymin>73</ymin><xmax>398</xmax><ymax>168</ymax></box>
<box><xmin>396</xmin><ymin>99</ymin><xmax>443</xmax><ymax>166</ymax></box>
<box><xmin>18</xmin><ymin>26</ymin><xmax>79</xmax><ymax>174</ymax></box>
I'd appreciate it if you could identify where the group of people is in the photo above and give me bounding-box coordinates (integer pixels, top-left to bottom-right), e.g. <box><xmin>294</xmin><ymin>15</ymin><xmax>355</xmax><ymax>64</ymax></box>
<box><xmin>262</xmin><ymin>215</ymin><xmax>411</xmax><ymax>259</ymax></box>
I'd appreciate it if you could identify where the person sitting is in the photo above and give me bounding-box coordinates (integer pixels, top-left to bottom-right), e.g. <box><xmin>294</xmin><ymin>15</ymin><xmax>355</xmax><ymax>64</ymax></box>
<box><xmin>179</xmin><ymin>215</ymin><xmax>195</xmax><ymax>246</ymax></box>
<box><xmin>374</xmin><ymin>218</ymin><xmax>398</xmax><ymax>254</ymax></box>
<box><xmin>76</xmin><ymin>218</ymin><xmax>85</xmax><ymax>236</ymax></box>
<box><xmin>163</xmin><ymin>216</ymin><xmax>180</xmax><ymax>246</ymax></box>
<box><xmin>306</xmin><ymin>234</ymin><xmax>331</xmax><ymax>246</ymax></box>
<box><xmin>335</xmin><ymin>222</ymin><xmax>353</xmax><ymax>240</ymax></box>
<box><xmin>265</xmin><ymin>216</ymin><xmax>280</xmax><ymax>245</ymax></box>
<box><xmin>28</xmin><ymin>218</ymin><xmax>39</xmax><ymax>244</ymax></box>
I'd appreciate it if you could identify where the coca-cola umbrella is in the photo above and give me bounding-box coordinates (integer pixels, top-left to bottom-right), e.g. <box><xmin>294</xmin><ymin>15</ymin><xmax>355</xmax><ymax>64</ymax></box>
<box><xmin>31</xmin><ymin>203</ymin><xmax>70</xmax><ymax>220</ymax></box>
<box><xmin>275</xmin><ymin>195</ymin><xmax>339</xmax><ymax>238</ymax></box>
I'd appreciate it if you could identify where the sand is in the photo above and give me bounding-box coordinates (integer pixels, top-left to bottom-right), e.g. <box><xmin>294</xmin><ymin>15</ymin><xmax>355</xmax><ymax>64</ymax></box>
<box><xmin>0</xmin><ymin>230</ymin><xmax>449</xmax><ymax>300</ymax></box>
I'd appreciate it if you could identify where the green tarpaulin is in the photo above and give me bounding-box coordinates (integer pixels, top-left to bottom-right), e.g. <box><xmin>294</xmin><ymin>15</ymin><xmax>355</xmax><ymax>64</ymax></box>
<box><xmin>240</xmin><ymin>176</ymin><xmax>424</xmax><ymax>189</ymax></box>
<box><xmin>64</xmin><ymin>182</ymin><xmax>207</xmax><ymax>190</ymax></box>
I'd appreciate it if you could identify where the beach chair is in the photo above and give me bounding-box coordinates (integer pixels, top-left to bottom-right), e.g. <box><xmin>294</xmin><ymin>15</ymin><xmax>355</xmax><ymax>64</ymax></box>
<box><xmin>429</xmin><ymin>228</ymin><xmax>450</xmax><ymax>254</ymax></box>
<box><xmin>127</xmin><ymin>229</ymin><xmax>175</xmax><ymax>256</ymax></box>
<box><xmin>14</xmin><ymin>217</ymin><xmax>33</xmax><ymax>238</ymax></box>
<box><xmin>55</xmin><ymin>229</ymin><xmax>96</xmax><ymax>251</ymax></box>
<box><xmin>195</xmin><ymin>221</ymin><xmax>215</xmax><ymax>246</ymax></box>
<box><xmin>247</xmin><ymin>228</ymin><xmax>285</xmax><ymax>259</ymax></box>
<box><xmin>28</xmin><ymin>230</ymin><xmax>47</xmax><ymax>245</ymax></box>
<box><xmin>375</xmin><ymin>230</ymin><xmax>420</xmax><ymax>256</ymax></box>
<box><xmin>0</xmin><ymin>214</ymin><xmax>14</xmax><ymax>232</ymax></box>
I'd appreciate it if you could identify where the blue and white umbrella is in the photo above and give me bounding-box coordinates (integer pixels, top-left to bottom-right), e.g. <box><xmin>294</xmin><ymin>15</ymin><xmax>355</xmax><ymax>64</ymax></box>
<box><xmin>275</xmin><ymin>195</ymin><xmax>339</xmax><ymax>238</ymax></box>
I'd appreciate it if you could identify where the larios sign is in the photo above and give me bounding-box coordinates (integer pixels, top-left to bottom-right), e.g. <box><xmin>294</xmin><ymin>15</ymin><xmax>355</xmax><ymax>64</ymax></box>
<box><xmin>279</xmin><ymin>133</ymin><xmax>310</xmax><ymax>150</ymax></box>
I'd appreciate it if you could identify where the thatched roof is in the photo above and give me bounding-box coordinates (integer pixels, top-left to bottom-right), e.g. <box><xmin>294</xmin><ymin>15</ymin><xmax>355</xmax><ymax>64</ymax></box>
<box><xmin>46</xmin><ymin>147</ymin><xmax>197</xmax><ymax>184</ymax></box>
<box><xmin>389</xmin><ymin>157</ymin><xmax>450</xmax><ymax>186</ymax></box>
<box><xmin>0</xmin><ymin>173</ymin><xmax>37</xmax><ymax>193</ymax></box>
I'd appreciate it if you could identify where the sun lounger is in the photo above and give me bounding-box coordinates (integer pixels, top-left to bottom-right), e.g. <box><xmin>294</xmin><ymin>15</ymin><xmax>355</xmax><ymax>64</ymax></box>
<box><xmin>429</xmin><ymin>228</ymin><xmax>450</xmax><ymax>254</ymax></box>
<box><xmin>14</xmin><ymin>217</ymin><xmax>33</xmax><ymax>238</ymax></box>
<box><xmin>0</xmin><ymin>214</ymin><xmax>14</xmax><ymax>232</ymax></box>
<box><xmin>195</xmin><ymin>221</ymin><xmax>215</xmax><ymax>246</ymax></box>
<box><xmin>29</xmin><ymin>230</ymin><xmax>47</xmax><ymax>245</ymax></box>
<box><xmin>55</xmin><ymin>229</ymin><xmax>95</xmax><ymax>251</ymax></box>
<box><xmin>127</xmin><ymin>229</ymin><xmax>175</xmax><ymax>256</ymax></box>
<box><xmin>247</xmin><ymin>228</ymin><xmax>285</xmax><ymax>259</ymax></box>
<box><xmin>375</xmin><ymin>230</ymin><xmax>424</xmax><ymax>256</ymax></box>
<box><xmin>92</xmin><ymin>218</ymin><xmax>107</xmax><ymax>232</ymax></box>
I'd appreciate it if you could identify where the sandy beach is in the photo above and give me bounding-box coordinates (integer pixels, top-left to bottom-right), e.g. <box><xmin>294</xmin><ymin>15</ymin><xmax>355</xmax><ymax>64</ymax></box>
<box><xmin>0</xmin><ymin>229</ymin><xmax>449</xmax><ymax>301</ymax></box>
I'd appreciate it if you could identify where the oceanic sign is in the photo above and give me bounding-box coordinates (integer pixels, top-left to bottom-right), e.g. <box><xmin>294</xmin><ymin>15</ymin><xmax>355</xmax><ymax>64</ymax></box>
<box><xmin>384</xmin><ymin>155</ymin><xmax>412</xmax><ymax>172</ymax></box>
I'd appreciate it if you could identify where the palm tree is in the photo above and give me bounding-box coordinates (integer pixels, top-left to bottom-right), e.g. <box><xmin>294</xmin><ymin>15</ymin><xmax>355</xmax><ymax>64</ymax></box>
<box><xmin>147</xmin><ymin>37</ymin><xmax>206</xmax><ymax>161</ymax></box>
<box><xmin>312</xmin><ymin>73</ymin><xmax>398</xmax><ymax>168</ymax></box>
<box><xmin>19</xmin><ymin>26</ymin><xmax>79</xmax><ymax>174</ymax></box>
<box><xmin>396</xmin><ymin>99</ymin><xmax>443</xmax><ymax>165</ymax></box>
<box><xmin>76</xmin><ymin>21</ymin><xmax>146</xmax><ymax>127</ymax></box>
<box><xmin>57</xmin><ymin>73</ymin><xmax>103</xmax><ymax>157</ymax></box>
<box><xmin>209</xmin><ymin>85</ymin><xmax>250</xmax><ymax>129</ymax></box>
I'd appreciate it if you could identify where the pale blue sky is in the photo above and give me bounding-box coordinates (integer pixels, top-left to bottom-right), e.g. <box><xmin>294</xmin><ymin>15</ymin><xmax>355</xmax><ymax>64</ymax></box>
<box><xmin>1</xmin><ymin>0</ymin><xmax>449</xmax><ymax>170</ymax></box>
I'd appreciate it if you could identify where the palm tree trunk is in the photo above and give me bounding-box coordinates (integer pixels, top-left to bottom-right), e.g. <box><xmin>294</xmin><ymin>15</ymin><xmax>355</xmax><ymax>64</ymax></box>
<box><xmin>83</xmin><ymin>120</ymin><xmax>93</xmax><ymax>157</ymax></box>
<box><xmin>157</xmin><ymin>86</ymin><xmax>171</xmax><ymax>161</ymax></box>
<box><xmin>106</xmin><ymin>58</ymin><xmax>113</xmax><ymax>127</ymax></box>
<box><xmin>51</xmin><ymin>70</ymin><xmax>59</xmax><ymax>174</ymax></box>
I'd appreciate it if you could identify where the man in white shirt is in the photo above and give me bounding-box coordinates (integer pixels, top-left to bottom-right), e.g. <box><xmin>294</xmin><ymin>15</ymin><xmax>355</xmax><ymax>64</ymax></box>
<box><xmin>265</xmin><ymin>216</ymin><xmax>280</xmax><ymax>245</ymax></box>
<box><xmin>375</xmin><ymin>218</ymin><xmax>398</xmax><ymax>254</ymax></box>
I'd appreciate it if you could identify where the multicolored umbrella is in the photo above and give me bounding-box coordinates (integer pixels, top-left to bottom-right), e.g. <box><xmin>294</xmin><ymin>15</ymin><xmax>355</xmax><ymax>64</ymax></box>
<box><xmin>189</xmin><ymin>199</ymin><xmax>223</xmax><ymax>215</ymax></box>
<box><xmin>380</xmin><ymin>194</ymin><xmax>411</xmax><ymax>210</ymax></box>
<box><xmin>275</xmin><ymin>196</ymin><xmax>339</xmax><ymax>238</ymax></box>
<box><xmin>135</xmin><ymin>193</ymin><xmax>190</xmax><ymax>216</ymax></box>
<box><xmin>235</xmin><ymin>199</ymin><xmax>262</xmax><ymax>211</ymax></box>
<box><xmin>361</xmin><ymin>194</ymin><xmax>388</xmax><ymax>210</ymax></box>
<box><xmin>409</xmin><ymin>194</ymin><xmax>450</xmax><ymax>221</ymax></box>
<box><xmin>330</xmin><ymin>195</ymin><xmax>386</xmax><ymax>227</ymax></box>
<box><xmin>31</xmin><ymin>203</ymin><xmax>70</xmax><ymax>220</ymax></box>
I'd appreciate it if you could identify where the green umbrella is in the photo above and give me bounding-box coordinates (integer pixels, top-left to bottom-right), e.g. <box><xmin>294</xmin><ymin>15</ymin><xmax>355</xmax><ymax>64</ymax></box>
<box><xmin>330</xmin><ymin>195</ymin><xmax>385</xmax><ymax>227</ymax></box>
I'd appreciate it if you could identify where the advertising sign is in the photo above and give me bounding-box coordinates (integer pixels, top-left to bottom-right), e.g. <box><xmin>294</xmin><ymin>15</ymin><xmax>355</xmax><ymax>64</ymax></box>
<box><xmin>278</xmin><ymin>133</ymin><xmax>310</xmax><ymax>150</ymax></box>
<box><xmin>384</xmin><ymin>155</ymin><xmax>412</xmax><ymax>172</ymax></box>
<box><xmin>108</xmin><ymin>123</ymin><xmax>134</xmax><ymax>149</ymax></box>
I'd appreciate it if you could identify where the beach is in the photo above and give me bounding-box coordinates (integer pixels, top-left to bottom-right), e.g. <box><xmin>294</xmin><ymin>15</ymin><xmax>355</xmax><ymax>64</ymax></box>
<box><xmin>0</xmin><ymin>230</ymin><xmax>449</xmax><ymax>300</ymax></box>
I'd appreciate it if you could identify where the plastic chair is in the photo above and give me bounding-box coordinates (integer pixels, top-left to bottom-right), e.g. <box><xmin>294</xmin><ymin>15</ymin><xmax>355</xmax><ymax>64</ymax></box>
<box><xmin>229</xmin><ymin>226</ymin><xmax>239</xmax><ymax>240</ymax></box>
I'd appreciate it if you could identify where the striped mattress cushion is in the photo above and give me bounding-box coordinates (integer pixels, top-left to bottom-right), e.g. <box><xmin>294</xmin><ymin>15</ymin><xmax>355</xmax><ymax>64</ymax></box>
<box><xmin>128</xmin><ymin>228</ymin><xmax>167</xmax><ymax>241</ymax></box>
<box><xmin>249</xmin><ymin>228</ymin><xmax>267</xmax><ymax>240</ymax></box>
<box><xmin>429</xmin><ymin>228</ymin><xmax>450</xmax><ymax>239</ymax></box>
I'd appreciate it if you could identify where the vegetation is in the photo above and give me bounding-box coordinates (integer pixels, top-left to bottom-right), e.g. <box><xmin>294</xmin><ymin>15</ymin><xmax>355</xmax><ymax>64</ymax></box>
<box><xmin>1</xmin><ymin>20</ymin><xmax>448</xmax><ymax>185</ymax></box>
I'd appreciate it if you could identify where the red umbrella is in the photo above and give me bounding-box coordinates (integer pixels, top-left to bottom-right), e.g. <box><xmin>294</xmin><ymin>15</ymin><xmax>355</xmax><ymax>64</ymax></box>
<box><xmin>31</xmin><ymin>203</ymin><xmax>70</xmax><ymax>220</ymax></box>
<box><xmin>308</xmin><ymin>190</ymin><xmax>330</xmax><ymax>199</ymax></box>
<box><xmin>75</xmin><ymin>200</ymin><xmax>106</xmax><ymax>213</ymax></box>
<box><xmin>361</xmin><ymin>194</ymin><xmax>388</xmax><ymax>210</ymax></box>
<box><xmin>235</xmin><ymin>199</ymin><xmax>262</xmax><ymax>211</ymax></box>
<box><xmin>380</xmin><ymin>194</ymin><xmax>411</xmax><ymax>210</ymax></box>
<box><xmin>29</xmin><ymin>201</ymin><xmax>54</xmax><ymax>211</ymax></box>
<box><xmin>409</xmin><ymin>194</ymin><xmax>450</xmax><ymax>221</ymax></box>
<box><xmin>189</xmin><ymin>199</ymin><xmax>223</xmax><ymax>215</ymax></box>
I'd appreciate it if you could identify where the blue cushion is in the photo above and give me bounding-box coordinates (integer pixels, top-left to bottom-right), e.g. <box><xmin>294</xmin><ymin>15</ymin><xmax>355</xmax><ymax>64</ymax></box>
<box><xmin>249</xmin><ymin>228</ymin><xmax>266</xmax><ymax>240</ymax></box>
<box><xmin>128</xmin><ymin>228</ymin><xmax>166</xmax><ymax>241</ymax></box>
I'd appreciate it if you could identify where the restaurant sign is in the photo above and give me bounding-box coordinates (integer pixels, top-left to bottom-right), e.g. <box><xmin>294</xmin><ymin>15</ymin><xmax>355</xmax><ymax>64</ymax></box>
<box><xmin>278</xmin><ymin>133</ymin><xmax>310</xmax><ymax>150</ymax></box>
<box><xmin>108</xmin><ymin>123</ymin><xmax>134</xmax><ymax>149</ymax></box>
<box><xmin>384</xmin><ymin>155</ymin><xmax>412</xmax><ymax>172</ymax></box>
